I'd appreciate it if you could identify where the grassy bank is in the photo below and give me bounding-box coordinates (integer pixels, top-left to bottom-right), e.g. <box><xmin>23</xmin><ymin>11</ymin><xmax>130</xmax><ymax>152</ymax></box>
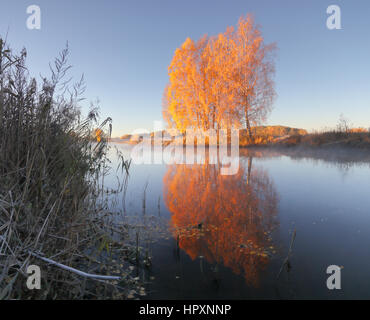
<box><xmin>0</xmin><ymin>40</ymin><xmax>146</xmax><ymax>299</ymax></box>
<box><xmin>260</xmin><ymin>130</ymin><xmax>370</xmax><ymax>149</ymax></box>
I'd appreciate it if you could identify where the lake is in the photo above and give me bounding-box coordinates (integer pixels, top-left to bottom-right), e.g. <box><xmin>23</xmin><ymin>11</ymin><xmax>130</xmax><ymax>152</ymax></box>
<box><xmin>105</xmin><ymin>143</ymin><xmax>370</xmax><ymax>299</ymax></box>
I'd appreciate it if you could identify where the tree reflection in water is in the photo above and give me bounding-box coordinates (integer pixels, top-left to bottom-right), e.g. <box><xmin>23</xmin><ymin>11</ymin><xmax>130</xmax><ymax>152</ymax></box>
<box><xmin>163</xmin><ymin>156</ymin><xmax>279</xmax><ymax>287</ymax></box>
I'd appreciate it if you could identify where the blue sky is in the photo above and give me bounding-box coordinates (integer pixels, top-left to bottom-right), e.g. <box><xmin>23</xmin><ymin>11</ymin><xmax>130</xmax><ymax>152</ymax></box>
<box><xmin>1</xmin><ymin>0</ymin><xmax>370</xmax><ymax>136</ymax></box>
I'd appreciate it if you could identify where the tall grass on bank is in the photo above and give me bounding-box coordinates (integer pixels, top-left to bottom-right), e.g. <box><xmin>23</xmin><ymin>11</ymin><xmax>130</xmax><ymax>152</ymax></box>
<box><xmin>0</xmin><ymin>39</ymin><xmax>134</xmax><ymax>299</ymax></box>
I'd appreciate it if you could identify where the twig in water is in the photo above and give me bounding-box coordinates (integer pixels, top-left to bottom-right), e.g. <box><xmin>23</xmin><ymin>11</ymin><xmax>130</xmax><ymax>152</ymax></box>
<box><xmin>277</xmin><ymin>229</ymin><xmax>296</xmax><ymax>279</ymax></box>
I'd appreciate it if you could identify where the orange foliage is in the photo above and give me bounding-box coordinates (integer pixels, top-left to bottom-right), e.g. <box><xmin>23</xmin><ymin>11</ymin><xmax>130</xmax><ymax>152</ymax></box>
<box><xmin>163</xmin><ymin>158</ymin><xmax>279</xmax><ymax>287</ymax></box>
<box><xmin>349</xmin><ymin>127</ymin><xmax>368</xmax><ymax>133</ymax></box>
<box><xmin>163</xmin><ymin>15</ymin><xmax>276</xmax><ymax>135</ymax></box>
<box><xmin>95</xmin><ymin>128</ymin><xmax>103</xmax><ymax>142</ymax></box>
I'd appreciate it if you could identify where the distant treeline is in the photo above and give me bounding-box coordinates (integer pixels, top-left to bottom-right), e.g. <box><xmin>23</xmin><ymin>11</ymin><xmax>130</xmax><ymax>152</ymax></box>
<box><xmin>249</xmin><ymin>125</ymin><xmax>307</xmax><ymax>137</ymax></box>
<box><xmin>271</xmin><ymin>129</ymin><xmax>370</xmax><ymax>149</ymax></box>
<box><xmin>112</xmin><ymin>125</ymin><xmax>307</xmax><ymax>147</ymax></box>
<box><xmin>114</xmin><ymin>125</ymin><xmax>370</xmax><ymax>150</ymax></box>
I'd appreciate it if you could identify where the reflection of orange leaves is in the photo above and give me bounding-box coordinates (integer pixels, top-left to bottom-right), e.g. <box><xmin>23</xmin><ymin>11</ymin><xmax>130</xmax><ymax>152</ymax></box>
<box><xmin>163</xmin><ymin>160</ymin><xmax>278</xmax><ymax>287</ymax></box>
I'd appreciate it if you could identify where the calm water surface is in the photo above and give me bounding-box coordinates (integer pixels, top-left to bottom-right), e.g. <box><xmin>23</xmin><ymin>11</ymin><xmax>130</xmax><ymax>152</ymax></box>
<box><xmin>106</xmin><ymin>144</ymin><xmax>370</xmax><ymax>299</ymax></box>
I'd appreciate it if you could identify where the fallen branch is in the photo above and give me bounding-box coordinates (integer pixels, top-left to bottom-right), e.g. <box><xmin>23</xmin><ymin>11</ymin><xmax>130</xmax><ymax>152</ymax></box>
<box><xmin>28</xmin><ymin>251</ymin><xmax>121</xmax><ymax>280</ymax></box>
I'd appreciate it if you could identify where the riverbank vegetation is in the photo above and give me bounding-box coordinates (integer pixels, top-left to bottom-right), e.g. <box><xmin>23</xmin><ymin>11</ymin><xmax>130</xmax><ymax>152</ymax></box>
<box><xmin>0</xmin><ymin>39</ymin><xmax>149</xmax><ymax>299</ymax></box>
<box><xmin>261</xmin><ymin>117</ymin><xmax>370</xmax><ymax>149</ymax></box>
<box><xmin>267</xmin><ymin>129</ymin><xmax>370</xmax><ymax>149</ymax></box>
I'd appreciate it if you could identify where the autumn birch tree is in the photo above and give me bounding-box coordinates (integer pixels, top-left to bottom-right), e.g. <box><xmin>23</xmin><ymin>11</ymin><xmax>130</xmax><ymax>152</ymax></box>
<box><xmin>230</xmin><ymin>15</ymin><xmax>276</xmax><ymax>138</ymax></box>
<box><xmin>163</xmin><ymin>14</ymin><xmax>276</xmax><ymax>140</ymax></box>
